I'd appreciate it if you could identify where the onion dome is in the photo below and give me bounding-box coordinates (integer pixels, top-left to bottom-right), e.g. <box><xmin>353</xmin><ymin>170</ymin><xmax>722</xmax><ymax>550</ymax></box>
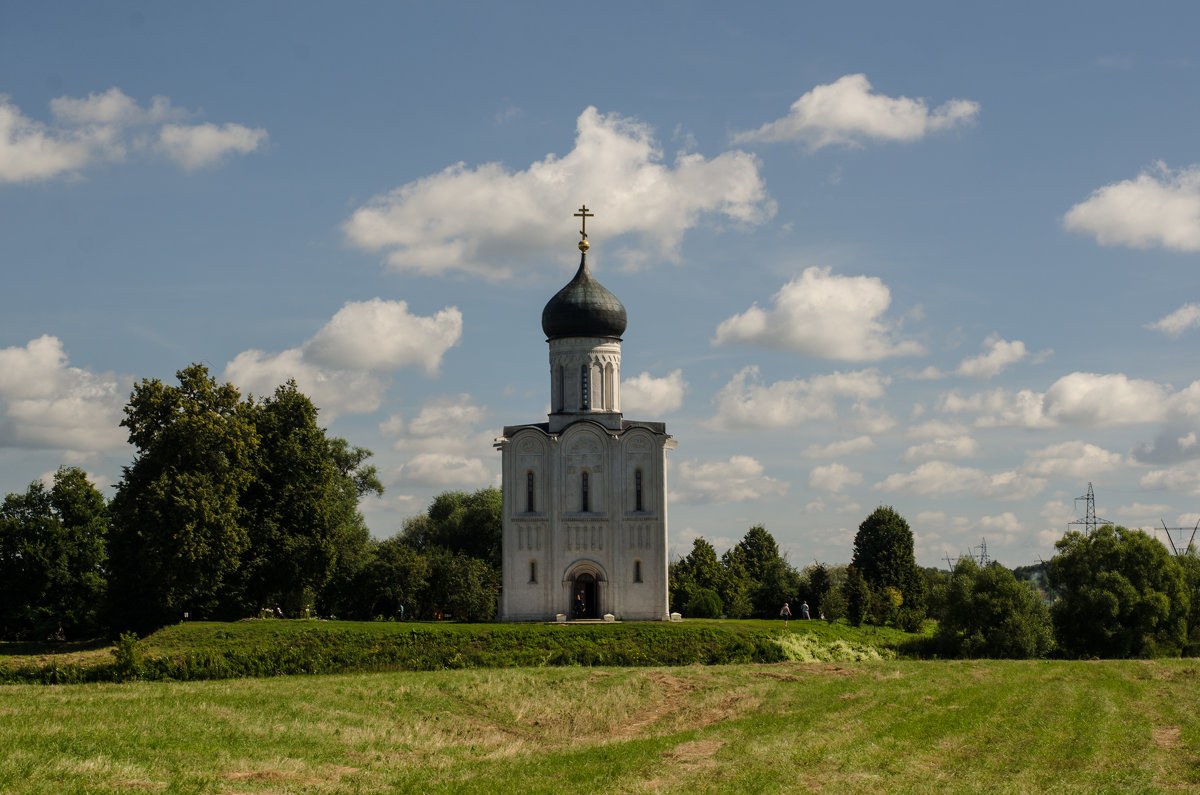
<box><xmin>541</xmin><ymin>250</ymin><xmax>627</xmax><ymax>340</ymax></box>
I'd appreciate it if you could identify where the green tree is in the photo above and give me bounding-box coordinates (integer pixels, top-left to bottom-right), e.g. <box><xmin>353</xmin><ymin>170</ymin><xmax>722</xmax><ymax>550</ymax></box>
<box><xmin>670</xmin><ymin>537</ymin><xmax>723</xmax><ymax>614</ymax></box>
<box><xmin>235</xmin><ymin>382</ymin><xmax>381</xmax><ymax>615</ymax></box>
<box><xmin>0</xmin><ymin>467</ymin><xmax>109</xmax><ymax>639</ymax></box>
<box><xmin>1051</xmin><ymin>525</ymin><xmax>1190</xmax><ymax>658</ymax></box>
<box><xmin>401</xmin><ymin>488</ymin><xmax>502</xmax><ymax>567</ymax></box>
<box><xmin>724</xmin><ymin>525</ymin><xmax>801</xmax><ymax>617</ymax></box>
<box><xmin>936</xmin><ymin>558</ymin><xmax>1054</xmax><ymax>658</ymax></box>
<box><xmin>850</xmin><ymin>506</ymin><xmax>926</xmax><ymax>624</ymax></box>
<box><xmin>109</xmin><ymin>365</ymin><xmax>258</xmax><ymax>629</ymax></box>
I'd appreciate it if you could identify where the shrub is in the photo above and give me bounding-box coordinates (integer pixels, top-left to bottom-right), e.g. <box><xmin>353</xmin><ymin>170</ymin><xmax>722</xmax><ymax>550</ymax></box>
<box><xmin>684</xmin><ymin>588</ymin><xmax>723</xmax><ymax>619</ymax></box>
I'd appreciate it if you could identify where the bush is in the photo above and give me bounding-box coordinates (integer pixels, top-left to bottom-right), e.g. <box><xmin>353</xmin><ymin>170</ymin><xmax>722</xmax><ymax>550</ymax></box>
<box><xmin>936</xmin><ymin>559</ymin><xmax>1054</xmax><ymax>659</ymax></box>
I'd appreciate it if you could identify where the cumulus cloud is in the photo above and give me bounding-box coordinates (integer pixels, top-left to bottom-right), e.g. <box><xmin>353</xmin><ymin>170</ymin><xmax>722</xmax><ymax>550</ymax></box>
<box><xmin>0</xmin><ymin>335</ymin><xmax>129</xmax><ymax>452</ymax></box>
<box><xmin>343</xmin><ymin>106</ymin><xmax>775</xmax><ymax>278</ymax></box>
<box><xmin>223</xmin><ymin>348</ymin><xmax>387</xmax><ymax>417</ymax></box>
<box><xmin>1146</xmin><ymin>302</ymin><xmax>1200</xmax><ymax>338</ymax></box>
<box><xmin>940</xmin><ymin>372</ymin><xmax>1197</xmax><ymax>429</ymax></box>
<box><xmin>1064</xmin><ymin>162</ymin><xmax>1200</xmax><ymax>251</ymax></box>
<box><xmin>304</xmin><ymin>298</ymin><xmax>462</xmax><ymax>375</ymax></box>
<box><xmin>902</xmin><ymin>435</ymin><xmax>979</xmax><ymax>463</ymax></box>
<box><xmin>1132</xmin><ymin>425</ymin><xmax>1200</xmax><ymax>465</ymax></box>
<box><xmin>874</xmin><ymin>460</ymin><xmax>1046</xmax><ymax>501</ymax></box>
<box><xmin>713</xmin><ymin>266</ymin><xmax>923</xmax><ymax>361</ymax></box>
<box><xmin>799</xmin><ymin>435</ymin><xmax>876</xmax><ymax>458</ymax></box>
<box><xmin>809</xmin><ymin>463</ymin><xmax>863</xmax><ymax>492</ymax></box>
<box><xmin>706</xmin><ymin>365</ymin><xmax>890</xmax><ymax>431</ymax></box>
<box><xmin>158</xmin><ymin>122</ymin><xmax>268</xmax><ymax>170</ymax></box>
<box><xmin>621</xmin><ymin>369</ymin><xmax>687</xmax><ymax>415</ymax></box>
<box><xmin>673</xmin><ymin>455</ymin><xmax>788</xmax><ymax>504</ymax></box>
<box><xmin>1020</xmin><ymin>440</ymin><xmax>1123</xmax><ymax>479</ymax></box>
<box><xmin>379</xmin><ymin>395</ymin><xmax>499</xmax><ymax>489</ymax></box>
<box><xmin>0</xmin><ymin>88</ymin><xmax>264</xmax><ymax>183</ymax></box>
<box><xmin>956</xmin><ymin>334</ymin><xmax>1028</xmax><ymax>378</ymax></box>
<box><xmin>1140</xmin><ymin>463</ymin><xmax>1200</xmax><ymax>497</ymax></box>
<box><xmin>400</xmin><ymin>453</ymin><xmax>493</xmax><ymax>487</ymax></box>
<box><xmin>732</xmin><ymin>73</ymin><xmax>979</xmax><ymax>150</ymax></box>
<box><xmin>223</xmin><ymin>298</ymin><xmax>462</xmax><ymax>418</ymax></box>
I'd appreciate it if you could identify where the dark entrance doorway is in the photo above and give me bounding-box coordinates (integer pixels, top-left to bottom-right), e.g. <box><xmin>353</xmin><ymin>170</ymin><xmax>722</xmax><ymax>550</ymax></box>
<box><xmin>573</xmin><ymin>573</ymin><xmax>599</xmax><ymax>619</ymax></box>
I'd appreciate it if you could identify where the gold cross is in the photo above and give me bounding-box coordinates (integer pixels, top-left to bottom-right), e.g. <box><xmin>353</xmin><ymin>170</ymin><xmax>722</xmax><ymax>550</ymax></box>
<box><xmin>574</xmin><ymin>205</ymin><xmax>594</xmax><ymax>239</ymax></box>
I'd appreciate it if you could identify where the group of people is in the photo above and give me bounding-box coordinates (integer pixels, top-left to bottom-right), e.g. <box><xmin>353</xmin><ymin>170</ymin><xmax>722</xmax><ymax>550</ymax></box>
<box><xmin>779</xmin><ymin>601</ymin><xmax>810</xmax><ymax>625</ymax></box>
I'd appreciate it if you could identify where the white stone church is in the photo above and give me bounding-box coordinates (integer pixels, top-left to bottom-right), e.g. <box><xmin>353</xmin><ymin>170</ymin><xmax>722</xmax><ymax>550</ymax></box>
<box><xmin>495</xmin><ymin>208</ymin><xmax>675</xmax><ymax>621</ymax></box>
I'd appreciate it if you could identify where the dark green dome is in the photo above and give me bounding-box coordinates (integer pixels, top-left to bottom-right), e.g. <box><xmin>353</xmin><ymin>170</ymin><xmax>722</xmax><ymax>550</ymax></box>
<box><xmin>541</xmin><ymin>253</ymin><xmax>627</xmax><ymax>340</ymax></box>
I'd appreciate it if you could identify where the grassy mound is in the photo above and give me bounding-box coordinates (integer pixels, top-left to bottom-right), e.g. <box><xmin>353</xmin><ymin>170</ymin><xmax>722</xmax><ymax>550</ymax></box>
<box><xmin>0</xmin><ymin>618</ymin><xmax>915</xmax><ymax>684</ymax></box>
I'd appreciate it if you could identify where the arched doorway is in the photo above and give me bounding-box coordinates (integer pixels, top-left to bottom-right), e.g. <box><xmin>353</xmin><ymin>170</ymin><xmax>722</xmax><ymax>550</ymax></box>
<box><xmin>573</xmin><ymin>572</ymin><xmax>599</xmax><ymax>619</ymax></box>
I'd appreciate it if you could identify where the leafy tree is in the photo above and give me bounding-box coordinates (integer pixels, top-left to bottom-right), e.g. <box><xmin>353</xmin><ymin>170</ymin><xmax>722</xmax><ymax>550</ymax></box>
<box><xmin>107</xmin><ymin>365</ymin><xmax>381</xmax><ymax>630</ymax></box>
<box><xmin>0</xmin><ymin>468</ymin><xmax>109</xmax><ymax>639</ymax></box>
<box><xmin>426</xmin><ymin>549</ymin><xmax>499</xmax><ymax>621</ymax></box>
<box><xmin>108</xmin><ymin>365</ymin><xmax>258</xmax><ymax>629</ymax></box>
<box><xmin>400</xmin><ymin>488</ymin><xmax>501</xmax><ymax>567</ymax></box>
<box><xmin>724</xmin><ymin>525</ymin><xmax>801</xmax><ymax>617</ymax></box>
<box><xmin>324</xmin><ymin>536</ymin><xmax>430</xmax><ymax>620</ymax></box>
<box><xmin>683</xmin><ymin>588</ymin><xmax>723</xmax><ymax>618</ymax></box>
<box><xmin>1051</xmin><ymin>525</ymin><xmax>1189</xmax><ymax>658</ymax></box>
<box><xmin>1178</xmin><ymin>553</ymin><xmax>1200</xmax><ymax>655</ymax></box>
<box><xmin>235</xmin><ymin>382</ymin><xmax>381</xmax><ymax>615</ymax></box>
<box><xmin>843</xmin><ymin>567</ymin><xmax>871</xmax><ymax>627</ymax></box>
<box><xmin>851</xmin><ymin>506</ymin><xmax>926</xmax><ymax>623</ymax></box>
<box><xmin>936</xmin><ymin>558</ymin><xmax>1054</xmax><ymax>658</ymax></box>
<box><xmin>806</xmin><ymin>562</ymin><xmax>832</xmax><ymax>618</ymax></box>
<box><xmin>670</xmin><ymin>537</ymin><xmax>723</xmax><ymax>614</ymax></box>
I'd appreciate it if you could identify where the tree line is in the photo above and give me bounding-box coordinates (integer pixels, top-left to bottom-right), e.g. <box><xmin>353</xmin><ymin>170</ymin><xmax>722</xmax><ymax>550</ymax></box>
<box><xmin>672</xmin><ymin>506</ymin><xmax>1200</xmax><ymax>659</ymax></box>
<box><xmin>3</xmin><ymin>365</ymin><xmax>1199</xmax><ymax>659</ymax></box>
<box><xmin>0</xmin><ymin>365</ymin><xmax>502</xmax><ymax>640</ymax></box>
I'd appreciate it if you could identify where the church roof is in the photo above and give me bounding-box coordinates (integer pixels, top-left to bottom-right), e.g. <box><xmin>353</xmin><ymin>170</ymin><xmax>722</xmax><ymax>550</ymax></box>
<box><xmin>541</xmin><ymin>251</ymin><xmax>627</xmax><ymax>340</ymax></box>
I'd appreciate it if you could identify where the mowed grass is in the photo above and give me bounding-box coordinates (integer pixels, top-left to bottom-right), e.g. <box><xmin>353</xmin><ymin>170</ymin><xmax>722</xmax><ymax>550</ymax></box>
<box><xmin>2</xmin><ymin>658</ymin><xmax>1198</xmax><ymax>793</ymax></box>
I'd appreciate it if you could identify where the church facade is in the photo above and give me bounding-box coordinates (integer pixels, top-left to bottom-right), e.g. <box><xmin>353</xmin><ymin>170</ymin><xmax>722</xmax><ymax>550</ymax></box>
<box><xmin>495</xmin><ymin>209</ymin><xmax>675</xmax><ymax>621</ymax></box>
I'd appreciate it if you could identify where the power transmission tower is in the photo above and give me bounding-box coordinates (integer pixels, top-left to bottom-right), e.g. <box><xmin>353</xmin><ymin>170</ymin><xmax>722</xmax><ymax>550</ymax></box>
<box><xmin>1068</xmin><ymin>482</ymin><xmax>1110</xmax><ymax>536</ymax></box>
<box><xmin>1159</xmin><ymin>518</ymin><xmax>1199</xmax><ymax>557</ymax></box>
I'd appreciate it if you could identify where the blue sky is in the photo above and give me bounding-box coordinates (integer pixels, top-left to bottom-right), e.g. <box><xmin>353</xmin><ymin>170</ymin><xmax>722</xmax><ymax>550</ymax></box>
<box><xmin>2</xmin><ymin>2</ymin><xmax>1199</xmax><ymax>567</ymax></box>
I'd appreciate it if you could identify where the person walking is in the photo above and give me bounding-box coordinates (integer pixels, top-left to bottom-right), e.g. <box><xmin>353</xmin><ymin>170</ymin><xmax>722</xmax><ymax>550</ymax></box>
<box><xmin>800</xmin><ymin>601</ymin><xmax>810</xmax><ymax>620</ymax></box>
<box><xmin>780</xmin><ymin>602</ymin><xmax>792</xmax><ymax>626</ymax></box>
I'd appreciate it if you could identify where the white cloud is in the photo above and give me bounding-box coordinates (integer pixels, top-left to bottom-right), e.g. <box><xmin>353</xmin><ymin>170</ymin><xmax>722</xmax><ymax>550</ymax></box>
<box><xmin>903</xmin><ymin>435</ymin><xmax>979</xmax><ymax>463</ymax></box>
<box><xmin>799</xmin><ymin>435</ymin><xmax>876</xmax><ymax>458</ymax></box>
<box><xmin>874</xmin><ymin>460</ymin><xmax>1046</xmax><ymax>501</ymax></box>
<box><xmin>342</xmin><ymin>106</ymin><xmax>775</xmax><ymax>278</ymax></box>
<box><xmin>713</xmin><ymin>266</ymin><xmax>924</xmax><ymax>361</ymax></box>
<box><xmin>303</xmin><ymin>298</ymin><xmax>462</xmax><ymax>375</ymax></box>
<box><xmin>706</xmin><ymin>365</ymin><xmax>889</xmax><ymax>431</ymax></box>
<box><xmin>223</xmin><ymin>298</ymin><xmax>461</xmax><ymax>418</ymax></box>
<box><xmin>1146</xmin><ymin>302</ymin><xmax>1200</xmax><ymax>338</ymax></box>
<box><xmin>979</xmin><ymin>512</ymin><xmax>1023</xmax><ymax>534</ymax></box>
<box><xmin>1020</xmin><ymin>440</ymin><xmax>1123</xmax><ymax>479</ymax></box>
<box><xmin>940</xmin><ymin>372</ymin><xmax>1194</xmax><ymax>429</ymax></box>
<box><xmin>906</xmin><ymin>419</ymin><xmax>970</xmax><ymax>440</ymax></box>
<box><xmin>1064</xmin><ymin>162</ymin><xmax>1200</xmax><ymax>251</ymax></box>
<box><xmin>732</xmin><ymin>73</ymin><xmax>979</xmax><ymax>150</ymax></box>
<box><xmin>0</xmin><ymin>335</ymin><xmax>129</xmax><ymax>452</ymax></box>
<box><xmin>158</xmin><ymin>122</ymin><xmax>268</xmax><ymax>170</ymax></box>
<box><xmin>956</xmin><ymin>334</ymin><xmax>1027</xmax><ymax>378</ymax></box>
<box><xmin>0</xmin><ymin>88</ymin><xmax>263</xmax><ymax>183</ymax></box>
<box><xmin>399</xmin><ymin>453</ymin><xmax>492</xmax><ymax>487</ymax></box>
<box><xmin>223</xmin><ymin>348</ymin><xmax>387</xmax><ymax>417</ymax></box>
<box><xmin>403</xmin><ymin>394</ymin><xmax>488</xmax><ymax>438</ymax></box>
<box><xmin>621</xmin><ymin>369</ymin><xmax>687</xmax><ymax>415</ymax></box>
<box><xmin>809</xmin><ymin>463</ymin><xmax>863</xmax><ymax>492</ymax></box>
<box><xmin>1140</xmin><ymin>463</ymin><xmax>1200</xmax><ymax>496</ymax></box>
<box><xmin>673</xmin><ymin>455</ymin><xmax>788</xmax><ymax>504</ymax></box>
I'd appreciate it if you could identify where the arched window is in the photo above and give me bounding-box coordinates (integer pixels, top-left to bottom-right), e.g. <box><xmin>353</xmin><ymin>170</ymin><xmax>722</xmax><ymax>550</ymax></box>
<box><xmin>605</xmin><ymin>362</ymin><xmax>615</xmax><ymax>409</ymax></box>
<box><xmin>595</xmin><ymin>365</ymin><xmax>604</xmax><ymax>409</ymax></box>
<box><xmin>634</xmin><ymin>559</ymin><xmax>643</xmax><ymax>583</ymax></box>
<box><xmin>580</xmin><ymin>365</ymin><xmax>590</xmax><ymax>410</ymax></box>
<box><xmin>529</xmin><ymin>559</ymin><xmax>537</xmax><ymax>583</ymax></box>
<box><xmin>556</xmin><ymin>366</ymin><xmax>564</xmax><ymax>412</ymax></box>
<box><xmin>526</xmin><ymin>471</ymin><xmax>535</xmax><ymax>513</ymax></box>
<box><xmin>581</xmin><ymin>471</ymin><xmax>589</xmax><ymax>512</ymax></box>
<box><xmin>635</xmin><ymin>469</ymin><xmax>644</xmax><ymax>512</ymax></box>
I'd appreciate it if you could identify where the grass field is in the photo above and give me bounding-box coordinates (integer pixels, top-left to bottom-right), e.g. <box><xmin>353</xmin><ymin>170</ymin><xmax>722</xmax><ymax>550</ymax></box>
<box><xmin>2</xmin><ymin>656</ymin><xmax>1198</xmax><ymax>793</ymax></box>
